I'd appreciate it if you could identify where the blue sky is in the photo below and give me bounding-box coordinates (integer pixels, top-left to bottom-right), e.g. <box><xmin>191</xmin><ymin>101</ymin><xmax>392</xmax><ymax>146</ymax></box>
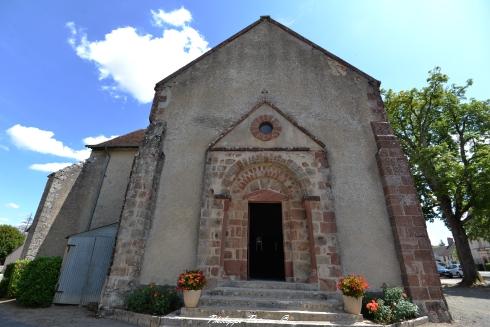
<box><xmin>0</xmin><ymin>0</ymin><xmax>488</xmax><ymax>245</ymax></box>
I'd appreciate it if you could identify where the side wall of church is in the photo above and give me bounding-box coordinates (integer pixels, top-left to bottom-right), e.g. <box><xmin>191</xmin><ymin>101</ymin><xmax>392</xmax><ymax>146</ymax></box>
<box><xmin>35</xmin><ymin>148</ymin><xmax>135</xmax><ymax>258</ymax></box>
<box><xmin>36</xmin><ymin>151</ymin><xmax>109</xmax><ymax>257</ymax></box>
<box><xmin>21</xmin><ymin>163</ymin><xmax>82</xmax><ymax>259</ymax></box>
<box><xmin>138</xmin><ymin>21</ymin><xmax>402</xmax><ymax>289</ymax></box>
<box><xmin>90</xmin><ymin>149</ymin><xmax>137</xmax><ymax>229</ymax></box>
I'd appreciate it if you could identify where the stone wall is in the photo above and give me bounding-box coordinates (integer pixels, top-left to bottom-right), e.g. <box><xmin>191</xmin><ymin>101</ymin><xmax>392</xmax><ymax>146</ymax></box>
<box><xmin>21</xmin><ymin>163</ymin><xmax>82</xmax><ymax>259</ymax></box>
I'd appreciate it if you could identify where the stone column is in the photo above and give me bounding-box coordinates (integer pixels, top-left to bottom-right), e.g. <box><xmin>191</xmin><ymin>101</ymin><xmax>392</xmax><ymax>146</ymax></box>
<box><xmin>371</xmin><ymin>121</ymin><xmax>451</xmax><ymax>322</ymax></box>
<box><xmin>303</xmin><ymin>197</ymin><xmax>318</xmax><ymax>283</ymax></box>
<box><xmin>99</xmin><ymin>121</ymin><xmax>166</xmax><ymax>310</ymax></box>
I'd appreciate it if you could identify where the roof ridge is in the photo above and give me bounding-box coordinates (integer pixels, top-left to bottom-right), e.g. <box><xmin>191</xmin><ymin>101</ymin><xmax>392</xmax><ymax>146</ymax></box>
<box><xmin>86</xmin><ymin>128</ymin><xmax>146</xmax><ymax>149</ymax></box>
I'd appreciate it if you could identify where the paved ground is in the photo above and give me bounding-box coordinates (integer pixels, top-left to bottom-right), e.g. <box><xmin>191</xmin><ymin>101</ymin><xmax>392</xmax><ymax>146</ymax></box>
<box><xmin>0</xmin><ymin>278</ymin><xmax>489</xmax><ymax>326</ymax></box>
<box><xmin>425</xmin><ymin>278</ymin><xmax>490</xmax><ymax>327</ymax></box>
<box><xmin>0</xmin><ymin>300</ymin><xmax>132</xmax><ymax>327</ymax></box>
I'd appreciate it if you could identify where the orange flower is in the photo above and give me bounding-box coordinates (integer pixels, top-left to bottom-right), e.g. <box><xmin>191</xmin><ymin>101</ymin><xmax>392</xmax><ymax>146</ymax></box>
<box><xmin>366</xmin><ymin>299</ymin><xmax>379</xmax><ymax>312</ymax></box>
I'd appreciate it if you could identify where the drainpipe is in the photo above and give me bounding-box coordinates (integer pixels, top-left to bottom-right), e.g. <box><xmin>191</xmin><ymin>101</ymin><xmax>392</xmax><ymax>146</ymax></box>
<box><xmin>86</xmin><ymin>146</ymin><xmax>111</xmax><ymax>231</ymax></box>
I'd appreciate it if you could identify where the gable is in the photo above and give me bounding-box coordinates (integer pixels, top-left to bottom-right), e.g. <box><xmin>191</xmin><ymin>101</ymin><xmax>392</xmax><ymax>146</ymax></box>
<box><xmin>155</xmin><ymin>16</ymin><xmax>377</xmax><ymax>90</ymax></box>
<box><xmin>210</xmin><ymin>102</ymin><xmax>324</xmax><ymax>150</ymax></box>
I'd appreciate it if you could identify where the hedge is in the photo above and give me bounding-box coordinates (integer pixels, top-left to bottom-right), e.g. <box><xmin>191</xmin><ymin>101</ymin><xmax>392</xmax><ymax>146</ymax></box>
<box><xmin>16</xmin><ymin>256</ymin><xmax>62</xmax><ymax>307</ymax></box>
<box><xmin>0</xmin><ymin>262</ymin><xmax>15</xmax><ymax>298</ymax></box>
<box><xmin>0</xmin><ymin>259</ymin><xmax>30</xmax><ymax>298</ymax></box>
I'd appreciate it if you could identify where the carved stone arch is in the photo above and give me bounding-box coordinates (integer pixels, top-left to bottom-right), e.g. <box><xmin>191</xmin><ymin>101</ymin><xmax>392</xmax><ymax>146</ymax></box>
<box><xmin>222</xmin><ymin>154</ymin><xmax>313</xmax><ymax>196</ymax></box>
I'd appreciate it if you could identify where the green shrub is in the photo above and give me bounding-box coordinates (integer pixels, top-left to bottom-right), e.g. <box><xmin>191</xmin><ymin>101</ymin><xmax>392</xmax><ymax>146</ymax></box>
<box><xmin>6</xmin><ymin>259</ymin><xmax>30</xmax><ymax>298</ymax></box>
<box><xmin>485</xmin><ymin>262</ymin><xmax>490</xmax><ymax>271</ymax></box>
<box><xmin>127</xmin><ymin>284</ymin><xmax>182</xmax><ymax>316</ymax></box>
<box><xmin>362</xmin><ymin>286</ymin><xmax>418</xmax><ymax>324</ymax></box>
<box><xmin>16</xmin><ymin>256</ymin><xmax>62</xmax><ymax>307</ymax></box>
<box><xmin>382</xmin><ymin>287</ymin><xmax>405</xmax><ymax>306</ymax></box>
<box><xmin>393</xmin><ymin>299</ymin><xmax>419</xmax><ymax>321</ymax></box>
<box><xmin>373</xmin><ymin>299</ymin><xmax>395</xmax><ymax>324</ymax></box>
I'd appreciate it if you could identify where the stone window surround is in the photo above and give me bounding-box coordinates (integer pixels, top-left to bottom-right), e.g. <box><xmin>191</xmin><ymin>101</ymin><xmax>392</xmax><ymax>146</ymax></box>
<box><xmin>250</xmin><ymin>114</ymin><xmax>282</xmax><ymax>141</ymax></box>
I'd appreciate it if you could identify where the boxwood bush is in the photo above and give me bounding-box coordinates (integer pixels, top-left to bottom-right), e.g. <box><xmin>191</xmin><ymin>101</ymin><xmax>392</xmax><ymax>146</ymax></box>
<box><xmin>16</xmin><ymin>256</ymin><xmax>62</xmax><ymax>307</ymax></box>
<box><xmin>126</xmin><ymin>284</ymin><xmax>182</xmax><ymax>316</ymax></box>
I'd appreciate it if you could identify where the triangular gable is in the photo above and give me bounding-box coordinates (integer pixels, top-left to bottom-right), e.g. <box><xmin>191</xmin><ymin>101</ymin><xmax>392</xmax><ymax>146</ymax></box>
<box><xmin>209</xmin><ymin>101</ymin><xmax>324</xmax><ymax>150</ymax></box>
<box><xmin>155</xmin><ymin>16</ymin><xmax>378</xmax><ymax>90</ymax></box>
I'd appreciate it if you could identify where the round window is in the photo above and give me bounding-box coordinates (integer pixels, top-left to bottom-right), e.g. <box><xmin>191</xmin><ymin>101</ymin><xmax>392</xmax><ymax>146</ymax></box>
<box><xmin>259</xmin><ymin>122</ymin><xmax>273</xmax><ymax>135</ymax></box>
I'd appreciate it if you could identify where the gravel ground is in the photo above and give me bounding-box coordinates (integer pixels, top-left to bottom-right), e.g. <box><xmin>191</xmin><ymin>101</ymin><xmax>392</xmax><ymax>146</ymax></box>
<box><xmin>0</xmin><ymin>278</ymin><xmax>488</xmax><ymax>326</ymax></box>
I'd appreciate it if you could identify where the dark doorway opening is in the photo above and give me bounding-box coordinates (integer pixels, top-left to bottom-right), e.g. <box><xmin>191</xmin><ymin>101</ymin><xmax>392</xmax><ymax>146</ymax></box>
<box><xmin>248</xmin><ymin>203</ymin><xmax>285</xmax><ymax>280</ymax></box>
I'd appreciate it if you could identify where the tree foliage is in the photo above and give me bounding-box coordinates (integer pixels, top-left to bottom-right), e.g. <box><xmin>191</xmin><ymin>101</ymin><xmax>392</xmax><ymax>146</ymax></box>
<box><xmin>384</xmin><ymin>67</ymin><xmax>490</xmax><ymax>236</ymax></box>
<box><xmin>0</xmin><ymin>224</ymin><xmax>25</xmax><ymax>264</ymax></box>
<box><xmin>383</xmin><ymin>67</ymin><xmax>490</xmax><ymax>284</ymax></box>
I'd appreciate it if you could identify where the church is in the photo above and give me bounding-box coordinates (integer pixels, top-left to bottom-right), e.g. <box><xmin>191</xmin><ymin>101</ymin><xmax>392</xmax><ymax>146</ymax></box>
<box><xmin>22</xmin><ymin>16</ymin><xmax>449</xmax><ymax>322</ymax></box>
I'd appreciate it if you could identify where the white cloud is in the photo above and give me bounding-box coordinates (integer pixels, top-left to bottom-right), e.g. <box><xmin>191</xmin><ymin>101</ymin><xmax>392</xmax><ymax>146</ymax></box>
<box><xmin>83</xmin><ymin>134</ymin><xmax>118</xmax><ymax>145</ymax></box>
<box><xmin>151</xmin><ymin>7</ymin><xmax>192</xmax><ymax>27</ymax></box>
<box><xmin>66</xmin><ymin>7</ymin><xmax>209</xmax><ymax>103</ymax></box>
<box><xmin>0</xmin><ymin>144</ymin><xmax>9</xmax><ymax>151</ymax></box>
<box><xmin>5</xmin><ymin>202</ymin><xmax>20</xmax><ymax>209</ymax></box>
<box><xmin>29</xmin><ymin>162</ymin><xmax>74</xmax><ymax>173</ymax></box>
<box><xmin>7</xmin><ymin>124</ymin><xmax>91</xmax><ymax>161</ymax></box>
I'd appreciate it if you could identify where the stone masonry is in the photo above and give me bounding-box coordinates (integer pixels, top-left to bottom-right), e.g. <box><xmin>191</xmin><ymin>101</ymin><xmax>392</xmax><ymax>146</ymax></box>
<box><xmin>99</xmin><ymin>121</ymin><xmax>166</xmax><ymax>310</ymax></box>
<box><xmin>197</xmin><ymin>149</ymin><xmax>341</xmax><ymax>292</ymax></box>
<box><xmin>21</xmin><ymin>163</ymin><xmax>82</xmax><ymax>260</ymax></box>
<box><xmin>371</xmin><ymin>119</ymin><xmax>451</xmax><ymax>322</ymax></box>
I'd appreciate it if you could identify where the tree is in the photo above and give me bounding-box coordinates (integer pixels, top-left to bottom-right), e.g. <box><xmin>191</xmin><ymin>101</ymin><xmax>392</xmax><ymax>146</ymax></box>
<box><xmin>383</xmin><ymin>67</ymin><xmax>490</xmax><ymax>286</ymax></box>
<box><xmin>0</xmin><ymin>224</ymin><xmax>26</xmax><ymax>264</ymax></box>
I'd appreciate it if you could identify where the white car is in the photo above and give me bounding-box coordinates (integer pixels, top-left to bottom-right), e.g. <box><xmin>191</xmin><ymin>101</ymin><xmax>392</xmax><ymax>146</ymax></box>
<box><xmin>447</xmin><ymin>264</ymin><xmax>463</xmax><ymax>278</ymax></box>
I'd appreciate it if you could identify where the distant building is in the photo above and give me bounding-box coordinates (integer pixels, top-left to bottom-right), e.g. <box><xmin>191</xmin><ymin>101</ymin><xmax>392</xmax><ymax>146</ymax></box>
<box><xmin>432</xmin><ymin>238</ymin><xmax>457</xmax><ymax>266</ymax></box>
<box><xmin>470</xmin><ymin>239</ymin><xmax>490</xmax><ymax>267</ymax></box>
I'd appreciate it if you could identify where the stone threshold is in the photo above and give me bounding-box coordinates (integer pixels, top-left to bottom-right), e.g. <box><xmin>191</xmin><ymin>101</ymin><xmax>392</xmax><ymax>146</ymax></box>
<box><xmin>108</xmin><ymin>308</ymin><xmax>428</xmax><ymax>327</ymax></box>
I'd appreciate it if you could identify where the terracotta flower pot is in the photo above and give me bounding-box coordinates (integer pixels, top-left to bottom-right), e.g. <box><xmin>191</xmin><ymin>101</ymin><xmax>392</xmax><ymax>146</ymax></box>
<box><xmin>183</xmin><ymin>289</ymin><xmax>202</xmax><ymax>308</ymax></box>
<box><xmin>342</xmin><ymin>295</ymin><xmax>363</xmax><ymax>314</ymax></box>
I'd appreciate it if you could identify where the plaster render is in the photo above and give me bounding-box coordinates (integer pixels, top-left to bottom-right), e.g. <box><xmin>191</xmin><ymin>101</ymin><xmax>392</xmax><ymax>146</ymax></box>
<box><xmin>90</xmin><ymin>149</ymin><xmax>137</xmax><ymax>229</ymax></box>
<box><xmin>139</xmin><ymin>20</ymin><xmax>402</xmax><ymax>289</ymax></box>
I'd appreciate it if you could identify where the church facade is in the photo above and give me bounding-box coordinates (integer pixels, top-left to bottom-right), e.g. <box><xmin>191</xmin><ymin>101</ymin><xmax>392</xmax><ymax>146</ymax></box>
<box><xmin>25</xmin><ymin>16</ymin><xmax>449</xmax><ymax>322</ymax></box>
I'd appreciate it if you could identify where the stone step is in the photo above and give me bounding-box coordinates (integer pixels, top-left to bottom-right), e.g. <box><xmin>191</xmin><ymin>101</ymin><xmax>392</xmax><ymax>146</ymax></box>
<box><xmin>218</xmin><ymin>280</ymin><xmax>319</xmax><ymax>291</ymax></box>
<box><xmin>199</xmin><ymin>295</ymin><xmax>342</xmax><ymax>311</ymax></box>
<box><xmin>206</xmin><ymin>287</ymin><xmax>333</xmax><ymax>301</ymax></box>
<box><xmin>180</xmin><ymin>306</ymin><xmax>362</xmax><ymax>322</ymax></box>
<box><xmin>161</xmin><ymin>314</ymin><xmax>381</xmax><ymax>327</ymax></box>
